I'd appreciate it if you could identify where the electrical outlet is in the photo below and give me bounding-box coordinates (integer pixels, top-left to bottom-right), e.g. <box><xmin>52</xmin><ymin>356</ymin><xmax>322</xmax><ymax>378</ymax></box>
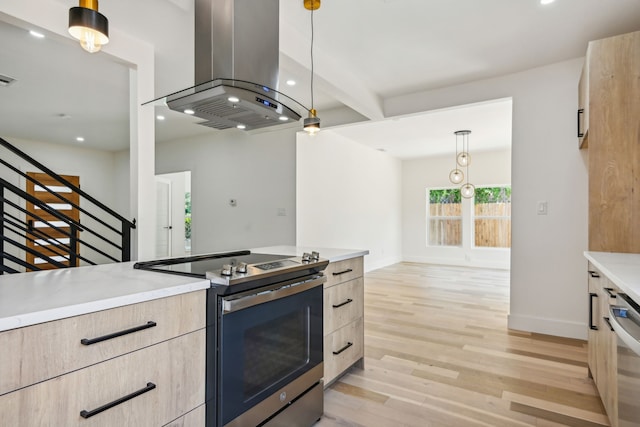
<box><xmin>537</xmin><ymin>201</ymin><xmax>548</xmax><ymax>215</ymax></box>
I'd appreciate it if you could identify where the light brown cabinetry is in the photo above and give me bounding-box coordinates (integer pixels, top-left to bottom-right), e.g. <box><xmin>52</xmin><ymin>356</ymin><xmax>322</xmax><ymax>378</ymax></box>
<box><xmin>587</xmin><ymin>264</ymin><xmax>619</xmax><ymax>427</ymax></box>
<box><xmin>581</xmin><ymin>30</ymin><xmax>640</xmax><ymax>253</ymax></box>
<box><xmin>0</xmin><ymin>290</ymin><xmax>206</xmax><ymax>426</ymax></box>
<box><xmin>323</xmin><ymin>257</ymin><xmax>365</xmax><ymax>386</ymax></box>
<box><xmin>577</xmin><ymin>60</ymin><xmax>589</xmax><ymax>148</ymax></box>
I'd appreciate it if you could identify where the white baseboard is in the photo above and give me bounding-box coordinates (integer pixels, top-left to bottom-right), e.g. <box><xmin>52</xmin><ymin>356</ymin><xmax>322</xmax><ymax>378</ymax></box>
<box><xmin>364</xmin><ymin>255</ymin><xmax>403</xmax><ymax>272</ymax></box>
<box><xmin>508</xmin><ymin>313</ymin><xmax>587</xmax><ymax>340</ymax></box>
<box><xmin>402</xmin><ymin>255</ymin><xmax>510</xmax><ymax>270</ymax></box>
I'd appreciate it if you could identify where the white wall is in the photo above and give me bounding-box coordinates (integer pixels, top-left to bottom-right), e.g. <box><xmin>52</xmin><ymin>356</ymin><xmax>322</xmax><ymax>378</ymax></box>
<box><xmin>296</xmin><ymin>130</ymin><xmax>403</xmax><ymax>272</ymax></box>
<box><xmin>113</xmin><ymin>149</ymin><xmax>130</xmax><ymax>219</ymax></box>
<box><xmin>403</xmin><ymin>149</ymin><xmax>512</xmax><ymax>269</ymax></box>
<box><xmin>155</xmin><ymin>127</ymin><xmax>298</xmax><ymax>256</ymax></box>
<box><xmin>386</xmin><ymin>58</ymin><xmax>589</xmax><ymax>339</ymax></box>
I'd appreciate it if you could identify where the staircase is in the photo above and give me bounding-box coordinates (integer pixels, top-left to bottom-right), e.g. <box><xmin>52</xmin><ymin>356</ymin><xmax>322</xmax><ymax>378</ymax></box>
<box><xmin>0</xmin><ymin>136</ymin><xmax>136</xmax><ymax>274</ymax></box>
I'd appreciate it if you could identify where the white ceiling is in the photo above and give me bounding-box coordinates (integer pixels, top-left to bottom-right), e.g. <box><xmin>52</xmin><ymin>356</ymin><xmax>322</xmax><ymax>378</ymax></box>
<box><xmin>1</xmin><ymin>0</ymin><xmax>640</xmax><ymax>158</ymax></box>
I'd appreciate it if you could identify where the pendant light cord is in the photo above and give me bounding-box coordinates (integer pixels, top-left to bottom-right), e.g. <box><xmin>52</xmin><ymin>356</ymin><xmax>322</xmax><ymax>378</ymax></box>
<box><xmin>310</xmin><ymin>4</ymin><xmax>315</xmax><ymax>112</ymax></box>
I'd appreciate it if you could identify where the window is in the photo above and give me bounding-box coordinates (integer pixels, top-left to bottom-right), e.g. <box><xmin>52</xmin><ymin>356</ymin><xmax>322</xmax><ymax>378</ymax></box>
<box><xmin>427</xmin><ymin>189</ymin><xmax>462</xmax><ymax>246</ymax></box>
<box><xmin>474</xmin><ymin>186</ymin><xmax>511</xmax><ymax>248</ymax></box>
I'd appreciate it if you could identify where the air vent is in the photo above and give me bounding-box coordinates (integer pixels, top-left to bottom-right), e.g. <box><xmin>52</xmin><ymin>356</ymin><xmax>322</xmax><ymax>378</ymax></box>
<box><xmin>0</xmin><ymin>74</ymin><xmax>16</xmax><ymax>87</ymax></box>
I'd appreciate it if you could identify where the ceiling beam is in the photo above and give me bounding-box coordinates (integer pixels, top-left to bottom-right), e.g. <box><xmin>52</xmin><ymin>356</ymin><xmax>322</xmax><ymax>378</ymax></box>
<box><xmin>279</xmin><ymin>21</ymin><xmax>385</xmax><ymax>121</ymax></box>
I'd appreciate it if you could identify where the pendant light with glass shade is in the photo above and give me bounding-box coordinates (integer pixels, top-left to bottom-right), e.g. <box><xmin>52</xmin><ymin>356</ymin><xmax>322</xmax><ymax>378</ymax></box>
<box><xmin>303</xmin><ymin>0</ymin><xmax>321</xmax><ymax>135</ymax></box>
<box><xmin>448</xmin><ymin>130</ymin><xmax>475</xmax><ymax>198</ymax></box>
<box><xmin>68</xmin><ymin>0</ymin><xmax>109</xmax><ymax>53</ymax></box>
<box><xmin>454</xmin><ymin>130</ymin><xmax>475</xmax><ymax>198</ymax></box>
<box><xmin>449</xmin><ymin>130</ymin><xmax>465</xmax><ymax>185</ymax></box>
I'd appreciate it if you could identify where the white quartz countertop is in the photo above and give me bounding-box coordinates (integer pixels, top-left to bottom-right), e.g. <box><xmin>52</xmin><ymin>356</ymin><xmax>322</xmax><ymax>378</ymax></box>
<box><xmin>251</xmin><ymin>246</ymin><xmax>369</xmax><ymax>263</ymax></box>
<box><xmin>584</xmin><ymin>251</ymin><xmax>640</xmax><ymax>304</ymax></box>
<box><xmin>0</xmin><ymin>246</ymin><xmax>368</xmax><ymax>333</ymax></box>
<box><xmin>0</xmin><ymin>262</ymin><xmax>209</xmax><ymax>333</ymax></box>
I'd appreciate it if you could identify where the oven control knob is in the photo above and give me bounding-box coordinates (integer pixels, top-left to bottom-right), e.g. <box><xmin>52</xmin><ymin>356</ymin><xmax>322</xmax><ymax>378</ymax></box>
<box><xmin>236</xmin><ymin>262</ymin><xmax>248</xmax><ymax>274</ymax></box>
<box><xmin>311</xmin><ymin>251</ymin><xmax>320</xmax><ymax>261</ymax></box>
<box><xmin>302</xmin><ymin>252</ymin><xmax>311</xmax><ymax>263</ymax></box>
<box><xmin>221</xmin><ymin>264</ymin><xmax>234</xmax><ymax>276</ymax></box>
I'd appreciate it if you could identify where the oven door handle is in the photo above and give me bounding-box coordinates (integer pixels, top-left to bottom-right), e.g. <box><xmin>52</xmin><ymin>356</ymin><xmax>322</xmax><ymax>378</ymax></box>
<box><xmin>609</xmin><ymin>305</ymin><xmax>640</xmax><ymax>357</ymax></box>
<box><xmin>222</xmin><ymin>275</ymin><xmax>326</xmax><ymax>314</ymax></box>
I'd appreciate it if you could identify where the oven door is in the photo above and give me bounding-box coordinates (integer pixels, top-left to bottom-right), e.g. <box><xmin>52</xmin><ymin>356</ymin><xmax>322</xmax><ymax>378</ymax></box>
<box><xmin>218</xmin><ymin>276</ymin><xmax>324</xmax><ymax>426</ymax></box>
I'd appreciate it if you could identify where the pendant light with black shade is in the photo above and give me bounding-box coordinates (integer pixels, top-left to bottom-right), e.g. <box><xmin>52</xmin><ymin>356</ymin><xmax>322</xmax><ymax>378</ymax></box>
<box><xmin>303</xmin><ymin>0</ymin><xmax>321</xmax><ymax>135</ymax></box>
<box><xmin>68</xmin><ymin>0</ymin><xmax>109</xmax><ymax>53</ymax></box>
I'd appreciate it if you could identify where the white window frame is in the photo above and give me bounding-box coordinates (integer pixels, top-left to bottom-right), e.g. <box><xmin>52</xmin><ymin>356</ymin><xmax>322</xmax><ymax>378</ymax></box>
<box><xmin>472</xmin><ymin>185</ymin><xmax>511</xmax><ymax>249</ymax></box>
<box><xmin>426</xmin><ymin>187</ymin><xmax>463</xmax><ymax>247</ymax></box>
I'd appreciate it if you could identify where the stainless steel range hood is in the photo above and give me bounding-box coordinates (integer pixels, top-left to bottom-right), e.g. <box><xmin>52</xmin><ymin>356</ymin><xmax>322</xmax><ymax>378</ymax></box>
<box><xmin>164</xmin><ymin>0</ymin><xmax>305</xmax><ymax>131</ymax></box>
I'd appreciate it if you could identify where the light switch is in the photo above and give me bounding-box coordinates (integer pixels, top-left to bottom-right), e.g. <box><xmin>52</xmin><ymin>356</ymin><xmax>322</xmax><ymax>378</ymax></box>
<box><xmin>537</xmin><ymin>201</ymin><xmax>548</xmax><ymax>215</ymax></box>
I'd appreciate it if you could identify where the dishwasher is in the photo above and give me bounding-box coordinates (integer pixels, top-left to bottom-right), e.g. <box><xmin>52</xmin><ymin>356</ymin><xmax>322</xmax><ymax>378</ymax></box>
<box><xmin>610</xmin><ymin>293</ymin><xmax>640</xmax><ymax>427</ymax></box>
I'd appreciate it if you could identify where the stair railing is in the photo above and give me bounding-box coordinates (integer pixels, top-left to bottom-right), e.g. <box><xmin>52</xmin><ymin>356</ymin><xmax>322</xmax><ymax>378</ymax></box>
<box><xmin>0</xmin><ymin>136</ymin><xmax>136</xmax><ymax>274</ymax></box>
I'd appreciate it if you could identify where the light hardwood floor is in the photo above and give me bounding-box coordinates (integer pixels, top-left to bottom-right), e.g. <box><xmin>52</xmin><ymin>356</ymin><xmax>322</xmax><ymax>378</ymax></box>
<box><xmin>317</xmin><ymin>263</ymin><xmax>609</xmax><ymax>427</ymax></box>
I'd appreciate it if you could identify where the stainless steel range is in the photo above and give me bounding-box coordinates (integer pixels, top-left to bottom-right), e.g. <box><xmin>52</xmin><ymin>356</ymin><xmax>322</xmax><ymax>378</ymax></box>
<box><xmin>134</xmin><ymin>250</ymin><xmax>328</xmax><ymax>427</ymax></box>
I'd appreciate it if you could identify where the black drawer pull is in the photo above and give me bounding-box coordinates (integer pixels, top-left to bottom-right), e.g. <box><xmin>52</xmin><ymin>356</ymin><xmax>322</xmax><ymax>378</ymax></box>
<box><xmin>589</xmin><ymin>293</ymin><xmax>598</xmax><ymax>331</ymax></box>
<box><xmin>80</xmin><ymin>382</ymin><xmax>156</xmax><ymax>419</ymax></box>
<box><xmin>333</xmin><ymin>298</ymin><xmax>353</xmax><ymax>309</ymax></box>
<box><xmin>81</xmin><ymin>321</ymin><xmax>157</xmax><ymax>345</ymax></box>
<box><xmin>603</xmin><ymin>317</ymin><xmax>615</xmax><ymax>332</ymax></box>
<box><xmin>588</xmin><ymin>270</ymin><xmax>600</xmax><ymax>278</ymax></box>
<box><xmin>604</xmin><ymin>288</ymin><xmax>617</xmax><ymax>298</ymax></box>
<box><xmin>332</xmin><ymin>268</ymin><xmax>353</xmax><ymax>276</ymax></box>
<box><xmin>333</xmin><ymin>342</ymin><xmax>353</xmax><ymax>355</ymax></box>
<box><xmin>577</xmin><ymin>109</ymin><xmax>584</xmax><ymax>138</ymax></box>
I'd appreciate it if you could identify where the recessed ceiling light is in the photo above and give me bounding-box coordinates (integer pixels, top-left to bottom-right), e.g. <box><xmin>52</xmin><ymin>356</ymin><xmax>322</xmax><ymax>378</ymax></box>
<box><xmin>29</xmin><ymin>30</ymin><xmax>45</xmax><ymax>39</ymax></box>
<box><xmin>228</xmin><ymin>96</ymin><xmax>240</xmax><ymax>103</ymax></box>
<box><xmin>76</xmin><ymin>137</ymin><xmax>85</xmax><ymax>142</ymax></box>
<box><xmin>184</xmin><ymin>109</ymin><xmax>195</xmax><ymax>115</ymax></box>
<box><xmin>286</xmin><ymin>80</ymin><xmax>296</xmax><ymax>86</ymax></box>
<box><xmin>236</xmin><ymin>124</ymin><xmax>246</xmax><ymax>129</ymax></box>
<box><xmin>540</xmin><ymin>0</ymin><xmax>555</xmax><ymax>4</ymax></box>
<box><xmin>156</xmin><ymin>115</ymin><xmax>165</xmax><ymax>121</ymax></box>
<box><xmin>278</xmin><ymin>116</ymin><xmax>289</xmax><ymax>121</ymax></box>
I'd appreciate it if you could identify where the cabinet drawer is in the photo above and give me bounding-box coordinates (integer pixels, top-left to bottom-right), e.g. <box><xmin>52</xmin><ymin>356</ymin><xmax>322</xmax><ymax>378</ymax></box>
<box><xmin>0</xmin><ymin>290</ymin><xmax>205</xmax><ymax>395</ymax></box>
<box><xmin>324</xmin><ymin>317</ymin><xmax>364</xmax><ymax>385</ymax></box>
<box><xmin>0</xmin><ymin>329</ymin><xmax>205</xmax><ymax>427</ymax></box>
<box><xmin>324</xmin><ymin>257</ymin><xmax>363</xmax><ymax>289</ymax></box>
<box><xmin>324</xmin><ymin>277</ymin><xmax>363</xmax><ymax>333</ymax></box>
<box><xmin>163</xmin><ymin>404</ymin><xmax>205</xmax><ymax>427</ymax></box>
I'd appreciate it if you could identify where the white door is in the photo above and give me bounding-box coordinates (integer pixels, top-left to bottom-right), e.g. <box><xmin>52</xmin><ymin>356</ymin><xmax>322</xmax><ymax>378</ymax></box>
<box><xmin>155</xmin><ymin>178</ymin><xmax>172</xmax><ymax>258</ymax></box>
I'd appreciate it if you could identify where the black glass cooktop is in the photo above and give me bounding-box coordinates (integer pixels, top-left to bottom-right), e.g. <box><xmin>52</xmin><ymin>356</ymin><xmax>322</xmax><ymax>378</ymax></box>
<box><xmin>134</xmin><ymin>251</ymin><xmax>290</xmax><ymax>278</ymax></box>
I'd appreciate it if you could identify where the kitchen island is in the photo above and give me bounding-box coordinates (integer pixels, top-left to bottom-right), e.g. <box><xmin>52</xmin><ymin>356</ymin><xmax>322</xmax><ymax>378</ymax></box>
<box><xmin>0</xmin><ymin>246</ymin><xmax>368</xmax><ymax>425</ymax></box>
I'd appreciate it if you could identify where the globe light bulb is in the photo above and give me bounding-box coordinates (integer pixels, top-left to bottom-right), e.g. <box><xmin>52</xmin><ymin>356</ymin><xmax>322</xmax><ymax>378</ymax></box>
<box><xmin>457</xmin><ymin>152</ymin><xmax>470</xmax><ymax>167</ymax></box>
<box><xmin>449</xmin><ymin>169</ymin><xmax>464</xmax><ymax>184</ymax></box>
<box><xmin>461</xmin><ymin>183</ymin><xmax>475</xmax><ymax>199</ymax></box>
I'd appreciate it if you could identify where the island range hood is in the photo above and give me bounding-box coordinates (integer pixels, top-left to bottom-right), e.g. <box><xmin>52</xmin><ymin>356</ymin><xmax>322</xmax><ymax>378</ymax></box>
<box><xmin>165</xmin><ymin>0</ymin><xmax>306</xmax><ymax>131</ymax></box>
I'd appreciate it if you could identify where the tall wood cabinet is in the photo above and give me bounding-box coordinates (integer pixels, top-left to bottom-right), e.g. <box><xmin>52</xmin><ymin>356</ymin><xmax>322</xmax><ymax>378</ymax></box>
<box><xmin>0</xmin><ymin>290</ymin><xmax>206</xmax><ymax>426</ymax></box>
<box><xmin>580</xmin><ymin>30</ymin><xmax>640</xmax><ymax>253</ymax></box>
<box><xmin>581</xmin><ymin>30</ymin><xmax>640</xmax><ymax>427</ymax></box>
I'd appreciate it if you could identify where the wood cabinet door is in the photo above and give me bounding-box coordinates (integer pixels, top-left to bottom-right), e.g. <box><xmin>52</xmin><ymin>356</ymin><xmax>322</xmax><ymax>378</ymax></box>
<box><xmin>0</xmin><ymin>290</ymin><xmax>205</xmax><ymax>395</ymax></box>
<box><xmin>0</xmin><ymin>329</ymin><xmax>205</xmax><ymax>427</ymax></box>
<box><xmin>587</xmin><ymin>265</ymin><xmax>601</xmax><ymax>380</ymax></box>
